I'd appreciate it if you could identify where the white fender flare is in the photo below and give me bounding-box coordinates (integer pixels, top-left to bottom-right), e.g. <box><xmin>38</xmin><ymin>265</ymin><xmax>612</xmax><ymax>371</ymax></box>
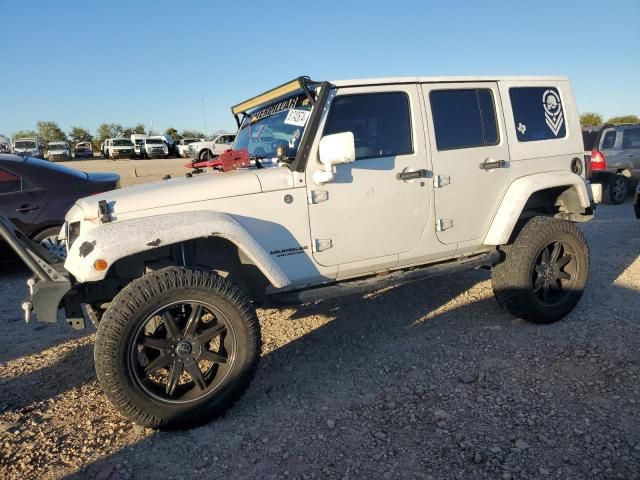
<box><xmin>483</xmin><ymin>171</ymin><xmax>591</xmax><ymax>246</ymax></box>
<box><xmin>64</xmin><ymin>211</ymin><xmax>291</xmax><ymax>288</ymax></box>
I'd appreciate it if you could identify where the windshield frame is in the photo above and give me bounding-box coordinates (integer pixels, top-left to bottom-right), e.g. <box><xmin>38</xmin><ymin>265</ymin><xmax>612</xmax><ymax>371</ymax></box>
<box><xmin>234</xmin><ymin>92</ymin><xmax>317</xmax><ymax>167</ymax></box>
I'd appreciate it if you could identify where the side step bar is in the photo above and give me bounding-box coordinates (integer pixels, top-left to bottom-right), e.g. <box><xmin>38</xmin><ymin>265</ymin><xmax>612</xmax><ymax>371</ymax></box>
<box><xmin>270</xmin><ymin>250</ymin><xmax>500</xmax><ymax>306</ymax></box>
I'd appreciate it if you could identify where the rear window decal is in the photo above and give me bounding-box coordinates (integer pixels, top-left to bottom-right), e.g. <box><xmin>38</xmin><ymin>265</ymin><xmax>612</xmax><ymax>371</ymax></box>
<box><xmin>543</xmin><ymin>89</ymin><xmax>564</xmax><ymax>136</ymax></box>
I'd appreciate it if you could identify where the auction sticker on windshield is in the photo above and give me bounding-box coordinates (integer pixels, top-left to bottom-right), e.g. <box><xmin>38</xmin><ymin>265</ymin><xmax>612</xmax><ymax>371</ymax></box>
<box><xmin>284</xmin><ymin>109</ymin><xmax>311</xmax><ymax>127</ymax></box>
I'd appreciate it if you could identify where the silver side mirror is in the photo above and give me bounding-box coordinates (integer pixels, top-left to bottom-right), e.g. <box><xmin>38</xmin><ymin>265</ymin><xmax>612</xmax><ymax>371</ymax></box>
<box><xmin>313</xmin><ymin>132</ymin><xmax>356</xmax><ymax>184</ymax></box>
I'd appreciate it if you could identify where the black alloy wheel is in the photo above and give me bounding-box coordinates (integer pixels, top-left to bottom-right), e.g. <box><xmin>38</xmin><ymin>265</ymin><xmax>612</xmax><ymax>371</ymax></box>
<box><xmin>130</xmin><ymin>300</ymin><xmax>237</xmax><ymax>404</ymax></box>
<box><xmin>531</xmin><ymin>240</ymin><xmax>577</xmax><ymax>305</ymax></box>
<box><xmin>608</xmin><ymin>175</ymin><xmax>628</xmax><ymax>205</ymax></box>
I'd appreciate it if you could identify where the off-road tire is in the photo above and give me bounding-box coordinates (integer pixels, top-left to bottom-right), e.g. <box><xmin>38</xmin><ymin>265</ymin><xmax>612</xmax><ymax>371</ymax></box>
<box><xmin>605</xmin><ymin>174</ymin><xmax>628</xmax><ymax>205</ymax></box>
<box><xmin>491</xmin><ymin>216</ymin><xmax>589</xmax><ymax>324</ymax></box>
<box><xmin>94</xmin><ymin>267</ymin><xmax>261</xmax><ymax>429</ymax></box>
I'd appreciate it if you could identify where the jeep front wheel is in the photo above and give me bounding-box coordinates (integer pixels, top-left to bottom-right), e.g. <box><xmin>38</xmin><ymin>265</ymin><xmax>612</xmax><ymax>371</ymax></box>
<box><xmin>491</xmin><ymin>216</ymin><xmax>589</xmax><ymax>324</ymax></box>
<box><xmin>94</xmin><ymin>267</ymin><xmax>261</xmax><ymax>429</ymax></box>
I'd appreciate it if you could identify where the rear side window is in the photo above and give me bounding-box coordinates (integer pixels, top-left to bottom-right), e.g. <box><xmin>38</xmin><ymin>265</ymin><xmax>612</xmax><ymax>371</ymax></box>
<box><xmin>582</xmin><ymin>130</ymin><xmax>598</xmax><ymax>150</ymax></box>
<box><xmin>429</xmin><ymin>89</ymin><xmax>498</xmax><ymax>151</ymax></box>
<box><xmin>323</xmin><ymin>92</ymin><xmax>412</xmax><ymax>160</ymax></box>
<box><xmin>622</xmin><ymin>128</ymin><xmax>640</xmax><ymax>149</ymax></box>
<box><xmin>601</xmin><ymin>130</ymin><xmax>617</xmax><ymax>149</ymax></box>
<box><xmin>510</xmin><ymin>87</ymin><xmax>566</xmax><ymax>142</ymax></box>
<box><xmin>0</xmin><ymin>168</ymin><xmax>21</xmax><ymax>194</ymax></box>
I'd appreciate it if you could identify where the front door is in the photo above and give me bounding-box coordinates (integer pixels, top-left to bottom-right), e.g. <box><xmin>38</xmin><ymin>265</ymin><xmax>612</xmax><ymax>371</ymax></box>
<box><xmin>421</xmin><ymin>82</ymin><xmax>510</xmax><ymax>245</ymax></box>
<box><xmin>306</xmin><ymin>84</ymin><xmax>430</xmax><ymax>267</ymax></box>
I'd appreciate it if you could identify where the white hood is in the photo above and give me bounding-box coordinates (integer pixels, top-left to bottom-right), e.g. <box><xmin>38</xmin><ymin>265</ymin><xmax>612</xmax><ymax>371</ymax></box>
<box><xmin>74</xmin><ymin>166</ymin><xmax>294</xmax><ymax>220</ymax></box>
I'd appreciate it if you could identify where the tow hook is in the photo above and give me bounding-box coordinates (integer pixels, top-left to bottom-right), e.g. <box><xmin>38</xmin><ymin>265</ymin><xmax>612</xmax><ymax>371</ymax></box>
<box><xmin>22</xmin><ymin>278</ymin><xmax>36</xmax><ymax>323</ymax></box>
<box><xmin>22</xmin><ymin>301</ymin><xmax>33</xmax><ymax>323</ymax></box>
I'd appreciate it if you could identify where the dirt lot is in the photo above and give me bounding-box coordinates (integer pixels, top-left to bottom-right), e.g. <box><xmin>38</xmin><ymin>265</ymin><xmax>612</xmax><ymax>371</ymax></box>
<box><xmin>0</xmin><ymin>203</ymin><xmax>639</xmax><ymax>480</ymax></box>
<box><xmin>68</xmin><ymin>156</ymin><xmax>196</xmax><ymax>186</ymax></box>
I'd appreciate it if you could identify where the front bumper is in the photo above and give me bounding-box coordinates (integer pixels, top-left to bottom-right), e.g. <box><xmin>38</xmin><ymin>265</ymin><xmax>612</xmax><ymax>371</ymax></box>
<box><xmin>0</xmin><ymin>215</ymin><xmax>84</xmax><ymax>328</ymax></box>
<box><xmin>112</xmin><ymin>149</ymin><xmax>133</xmax><ymax>157</ymax></box>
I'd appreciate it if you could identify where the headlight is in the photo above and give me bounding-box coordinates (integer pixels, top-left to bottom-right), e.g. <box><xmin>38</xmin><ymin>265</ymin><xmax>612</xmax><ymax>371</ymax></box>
<box><xmin>68</xmin><ymin>221</ymin><xmax>81</xmax><ymax>248</ymax></box>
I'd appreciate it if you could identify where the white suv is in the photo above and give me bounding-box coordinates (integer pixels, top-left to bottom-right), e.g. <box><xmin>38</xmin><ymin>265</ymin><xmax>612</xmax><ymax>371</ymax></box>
<box><xmin>187</xmin><ymin>133</ymin><xmax>236</xmax><ymax>160</ymax></box>
<box><xmin>2</xmin><ymin>75</ymin><xmax>601</xmax><ymax>430</ymax></box>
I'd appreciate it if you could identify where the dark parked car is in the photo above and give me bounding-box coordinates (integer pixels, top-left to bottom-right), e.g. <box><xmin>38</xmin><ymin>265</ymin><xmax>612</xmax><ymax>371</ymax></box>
<box><xmin>583</xmin><ymin>124</ymin><xmax>640</xmax><ymax>204</ymax></box>
<box><xmin>0</xmin><ymin>154</ymin><xmax>119</xmax><ymax>260</ymax></box>
<box><xmin>74</xmin><ymin>142</ymin><xmax>94</xmax><ymax>159</ymax></box>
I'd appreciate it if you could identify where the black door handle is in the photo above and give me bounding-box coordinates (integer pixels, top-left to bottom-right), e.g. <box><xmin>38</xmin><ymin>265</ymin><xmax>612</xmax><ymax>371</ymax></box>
<box><xmin>396</xmin><ymin>169</ymin><xmax>429</xmax><ymax>181</ymax></box>
<box><xmin>479</xmin><ymin>160</ymin><xmax>507</xmax><ymax>170</ymax></box>
<box><xmin>16</xmin><ymin>205</ymin><xmax>39</xmax><ymax>213</ymax></box>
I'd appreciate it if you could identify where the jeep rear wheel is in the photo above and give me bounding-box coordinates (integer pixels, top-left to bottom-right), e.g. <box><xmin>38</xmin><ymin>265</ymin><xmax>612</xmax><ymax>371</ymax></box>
<box><xmin>491</xmin><ymin>216</ymin><xmax>589</xmax><ymax>324</ymax></box>
<box><xmin>94</xmin><ymin>267</ymin><xmax>260</xmax><ymax>429</ymax></box>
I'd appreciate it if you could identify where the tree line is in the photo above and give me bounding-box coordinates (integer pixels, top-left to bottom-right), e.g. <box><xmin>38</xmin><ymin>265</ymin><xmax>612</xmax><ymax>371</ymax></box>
<box><xmin>580</xmin><ymin>113</ymin><xmax>639</xmax><ymax>127</ymax></box>
<box><xmin>10</xmin><ymin>121</ymin><xmax>207</xmax><ymax>149</ymax></box>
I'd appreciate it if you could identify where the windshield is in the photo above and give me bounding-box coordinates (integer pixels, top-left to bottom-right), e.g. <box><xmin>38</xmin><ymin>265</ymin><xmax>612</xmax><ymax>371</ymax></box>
<box><xmin>49</xmin><ymin>143</ymin><xmax>67</xmax><ymax>150</ymax></box>
<box><xmin>146</xmin><ymin>138</ymin><xmax>163</xmax><ymax>144</ymax></box>
<box><xmin>76</xmin><ymin>143</ymin><xmax>91</xmax><ymax>149</ymax></box>
<box><xmin>183</xmin><ymin>138</ymin><xmax>199</xmax><ymax>145</ymax></box>
<box><xmin>15</xmin><ymin>141</ymin><xmax>37</xmax><ymax>149</ymax></box>
<box><xmin>113</xmin><ymin>139</ymin><xmax>133</xmax><ymax>146</ymax></box>
<box><xmin>234</xmin><ymin>93</ymin><xmax>313</xmax><ymax>161</ymax></box>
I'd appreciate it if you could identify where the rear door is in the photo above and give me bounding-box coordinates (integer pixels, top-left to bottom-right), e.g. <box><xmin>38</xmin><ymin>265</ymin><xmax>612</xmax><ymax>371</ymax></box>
<box><xmin>622</xmin><ymin>127</ymin><xmax>640</xmax><ymax>174</ymax></box>
<box><xmin>421</xmin><ymin>82</ymin><xmax>510</xmax><ymax>245</ymax></box>
<box><xmin>0</xmin><ymin>166</ymin><xmax>49</xmax><ymax>234</ymax></box>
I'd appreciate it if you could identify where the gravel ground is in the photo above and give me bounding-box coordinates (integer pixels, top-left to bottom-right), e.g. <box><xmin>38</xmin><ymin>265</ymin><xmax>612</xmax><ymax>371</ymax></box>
<box><xmin>0</xmin><ymin>203</ymin><xmax>638</xmax><ymax>480</ymax></box>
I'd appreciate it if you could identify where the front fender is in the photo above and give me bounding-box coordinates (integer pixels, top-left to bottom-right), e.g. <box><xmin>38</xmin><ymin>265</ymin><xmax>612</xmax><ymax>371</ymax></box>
<box><xmin>484</xmin><ymin>171</ymin><xmax>592</xmax><ymax>246</ymax></box>
<box><xmin>64</xmin><ymin>211</ymin><xmax>291</xmax><ymax>288</ymax></box>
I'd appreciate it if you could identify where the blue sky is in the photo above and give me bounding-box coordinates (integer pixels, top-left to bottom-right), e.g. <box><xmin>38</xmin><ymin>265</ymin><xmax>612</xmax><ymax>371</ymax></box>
<box><xmin>1</xmin><ymin>0</ymin><xmax>638</xmax><ymax>137</ymax></box>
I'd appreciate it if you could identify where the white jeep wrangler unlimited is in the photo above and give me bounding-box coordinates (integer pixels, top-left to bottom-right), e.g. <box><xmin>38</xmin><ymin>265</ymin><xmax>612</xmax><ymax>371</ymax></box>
<box><xmin>1</xmin><ymin>76</ymin><xmax>601</xmax><ymax>430</ymax></box>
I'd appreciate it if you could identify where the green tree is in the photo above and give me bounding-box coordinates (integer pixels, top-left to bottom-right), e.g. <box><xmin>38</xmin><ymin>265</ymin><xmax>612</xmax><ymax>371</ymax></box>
<box><xmin>606</xmin><ymin>115</ymin><xmax>640</xmax><ymax>124</ymax></box>
<box><xmin>133</xmin><ymin>124</ymin><xmax>146</xmax><ymax>134</ymax></box>
<box><xmin>110</xmin><ymin>123</ymin><xmax>124</xmax><ymax>138</ymax></box>
<box><xmin>68</xmin><ymin>126</ymin><xmax>93</xmax><ymax>144</ymax></box>
<box><xmin>580</xmin><ymin>112</ymin><xmax>602</xmax><ymax>127</ymax></box>
<box><xmin>165</xmin><ymin>127</ymin><xmax>180</xmax><ymax>141</ymax></box>
<box><xmin>37</xmin><ymin>121</ymin><xmax>67</xmax><ymax>144</ymax></box>
<box><xmin>180</xmin><ymin>130</ymin><xmax>206</xmax><ymax>140</ymax></box>
<box><xmin>12</xmin><ymin>130</ymin><xmax>38</xmax><ymax>140</ymax></box>
<box><xmin>96</xmin><ymin>123</ymin><xmax>112</xmax><ymax>144</ymax></box>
